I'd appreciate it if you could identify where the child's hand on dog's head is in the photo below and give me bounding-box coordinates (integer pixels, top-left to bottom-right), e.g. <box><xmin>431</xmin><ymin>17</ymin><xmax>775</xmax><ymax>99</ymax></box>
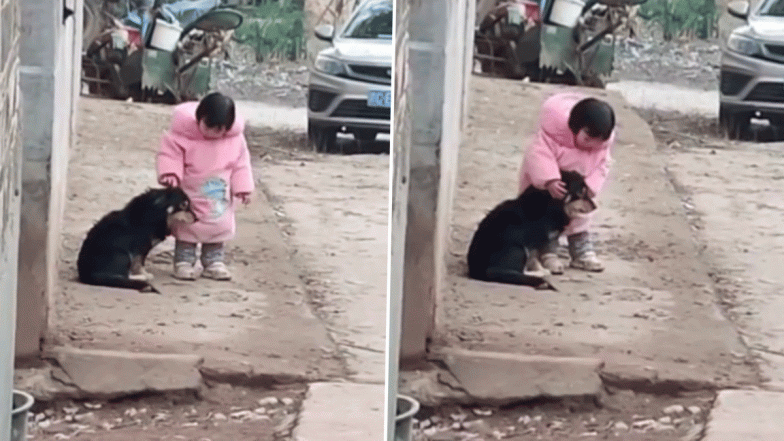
<box><xmin>235</xmin><ymin>192</ymin><xmax>252</xmax><ymax>205</ymax></box>
<box><xmin>546</xmin><ymin>179</ymin><xmax>567</xmax><ymax>199</ymax></box>
<box><xmin>159</xmin><ymin>174</ymin><xmax>179</xmax><ymax>187</ymax></box>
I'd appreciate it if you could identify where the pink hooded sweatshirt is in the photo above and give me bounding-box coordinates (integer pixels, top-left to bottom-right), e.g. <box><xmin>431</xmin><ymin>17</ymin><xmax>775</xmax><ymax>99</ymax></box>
<box><xmin>157</xmin><ymin>101</ymin><xmax>255</xmax><ymax>243</ymax></box>
<box><xmin>518</xmin><ymin>92</ymin><xmax>614</xmax><ymax>236</ymax></box>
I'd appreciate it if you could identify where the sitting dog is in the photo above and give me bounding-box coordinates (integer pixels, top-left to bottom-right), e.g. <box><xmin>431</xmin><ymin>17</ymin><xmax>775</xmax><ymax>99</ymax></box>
<box><xmin>77</xmin><ymin>187</ymin><xmax>196</xmax><ymax>293</ymax></box>
<box><xmin>466</xmin><ymin>170</ymin><xmax>596</xmax><ymax>290</ymax></box>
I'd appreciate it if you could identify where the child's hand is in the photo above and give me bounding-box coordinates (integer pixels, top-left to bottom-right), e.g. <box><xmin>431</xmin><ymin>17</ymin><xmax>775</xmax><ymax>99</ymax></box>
<box><xmin>235</xmin><ymin>192</ymin><xmax>252</xmax><ymax>205</ymax></box>
<box><xmin>160</xmin><ymin>174</ymin><xmax>179</xmax><ymax>187</ymax></box>
<box><xmin>546</xmin><ymin>180</ymin><xmax>567</xmax><ymax>199</ymax></box>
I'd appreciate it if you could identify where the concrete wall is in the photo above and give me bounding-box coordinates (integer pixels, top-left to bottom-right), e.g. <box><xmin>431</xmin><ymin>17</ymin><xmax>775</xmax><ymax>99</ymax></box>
<box><xmin>0</xmin><ymin>0</ymin><xmax>23</xmax><ymax>433</ymax></box>
<box><xmin>17</xmin><ymin>0</ymin><xmax>81</xmax><ymax>361</ymax></box>
<box><xmin>396</xmin><ymin>0</ymin><xmax>474</xmax><ymax>364</ymax></box>
<box><xmin>386</xmin><ymin>0</ymin><xmax>411</xmax><ymax>436</ymax></box>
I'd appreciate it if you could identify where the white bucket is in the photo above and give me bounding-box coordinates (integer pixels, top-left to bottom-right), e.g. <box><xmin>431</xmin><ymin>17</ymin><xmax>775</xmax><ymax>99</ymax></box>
<box><xmin>550</xmin><ymin>0</ymin><xmax>585</xmax><ymax>27</ymax></box>
<box><xmin>149</xmin><ymin>18</ymin><xmax>182</xmax><ymax>52</ymax></box>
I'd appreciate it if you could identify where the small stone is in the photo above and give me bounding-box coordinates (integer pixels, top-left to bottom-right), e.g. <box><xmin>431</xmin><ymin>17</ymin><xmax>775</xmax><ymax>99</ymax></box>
<box><xmin>613</xmin><ymin>421</ymin><xmax>629</xmax><ymax>430</ymax></box>
<box><xmin>450</xmin><ymin>413</ymin><xmax>467</xmax><ymax>422</ymax></box>
<box><xmin>687</xmin><ymin>406</ymin><xmax>701</xmax><ymax>415</ymax></box>
<box><xmin>73</xmin><ymin>412</ymin><xmax>95</xmax><ymax>423</ymax></box>
<box><xmin>124</xmin><ymin>408</ymin><xmax>138</xmax><ymax>418</ymax></box>
<box><xmin>655</xmin><ymin>423</ymin><xmax>676</xmax><ymax>431</ymax></box>
<box><xmin>254</xmin><ymin>407</ymin><xmax>267</xmax><ymax>415</ymax></box>
<box><xmin>230</xmin><ymin>410</ymin><xmax>253</xmax><ymax>419</ymax></box>
<box><xmin>580</xmin><ymin>432</ymin><xmax>598</xmax><ymax>437</ymax></box>
<box><xmin>38</xmin><ymin>420</ymin><xmax>52</xmax><ymax>429</ymax></box>
<box><xmin>258</xmin><ymin>397</ymin><xmax>279</xmax><ymax>406</ymax></box>
<box><xmin>658</xmin><ymin>416</ymin><xmax>672</xmax><ymax>424</ymax></box>
<box><xmin>473</xmin><ymin>408</ymin><xmax>492</xmax><ymax>416</ymax></box>
<box><xmin>213</xmin><ymin>413</ymin><xmax>227</xmax><ymax>421</ymax></box>
<box><xmin>280</xmin><ymin>397</ymin><xmax>295</xmax><ymax>406</ymax></box>
<box><xmin>450</xmin><ymin>422</ymin><xmax>461</xmax><ymax>430</ymax></box>
<box><xmin>632</xmin><ymin>419</ymin><xmax>657</xmax><ymax>430</ymax></box>
<box><xmin>84</xmin><ymin>403</ymin><xmax>102</xmax><ymax>410</ymax></box>
<box><xmin>518</xmin><ymin>415</ymin><xmax>532</xmax><ymax>425</ymax></box>
<box><xmin>182</xmin><ymin>422</ymin><xmax>199</xmax><ymax>427</ymax></box>
<box><xmin>534</xmin><ymin>415</ymin><xmax>543</xmax><ymax>422</ymax></box>
<box><xmin>549</xmin><ymin>420</ymin><xmax>565</xmax><ymax>430</ymax></box>
<box><xmin>63</xmin><ymin>406</ymin><xmax>79</xmax><ymax>415</ymax></box>
<box><xmin>663</xmin><ymin>404</ymin><xmax>685</xmax><ymax>415</ymax></box>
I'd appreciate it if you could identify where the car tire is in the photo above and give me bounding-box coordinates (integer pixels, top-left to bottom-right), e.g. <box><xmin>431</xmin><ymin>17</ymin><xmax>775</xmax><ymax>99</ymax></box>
<box><xmin>308</xmin><ymin>121</ymin><xmax>337</xmax><ymax>153</ymax></box>
<box><xmin>719</xmin><ymin>105</ymin><xmax>750</xmax><ymax>140</ymax></box>
<box><xmin>354</xmin><ymin>129</ymin><xmax>378</xmax><ymax>142</ymax></box>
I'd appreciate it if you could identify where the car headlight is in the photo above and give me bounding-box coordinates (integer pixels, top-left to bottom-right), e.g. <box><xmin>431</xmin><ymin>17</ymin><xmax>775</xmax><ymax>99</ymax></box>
<box><xmin>314</xmin><ymin>54</ymin><xmax>346</xmax><ymax>75</ymax></box>
<box><xmin>727</xmin><ymin>31</ymin><xmax>762</xmax><ymax>56</ymax></box>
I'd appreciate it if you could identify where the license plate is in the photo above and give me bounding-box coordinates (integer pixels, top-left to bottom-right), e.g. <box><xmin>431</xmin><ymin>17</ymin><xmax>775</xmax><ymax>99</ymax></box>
<box><xmin>367</xmin><ymin>90</ymin><xmax>391</xmax><ymax>108</ymax></box>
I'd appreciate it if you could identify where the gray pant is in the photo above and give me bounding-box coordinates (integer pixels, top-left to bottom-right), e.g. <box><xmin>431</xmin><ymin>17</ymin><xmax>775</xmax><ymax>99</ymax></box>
<box><xmin>174</xmin><ymin>240</ymin><xmax>225</xmax><ymax>267</ymax></box>
<box><xmin>542</xmin><ymin>231</ymin><xmax>595</xmax><ymax>259</ymax></box>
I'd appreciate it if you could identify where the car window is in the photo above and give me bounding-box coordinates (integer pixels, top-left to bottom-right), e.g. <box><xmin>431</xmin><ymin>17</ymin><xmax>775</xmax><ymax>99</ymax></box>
<box><xmin>342</xmin><ymin>0</ymin><xmax>393</xmax><ymax>39</ymax></box>
<box><xmin>759</xmin><ymin>0</ymin><xmax>784</xmax><ymax>16</ymax></box>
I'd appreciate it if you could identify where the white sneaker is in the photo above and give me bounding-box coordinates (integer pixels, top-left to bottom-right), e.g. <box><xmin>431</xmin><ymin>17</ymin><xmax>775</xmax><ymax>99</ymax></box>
<box><xmin>569</xmin><ymin>251</ymin><xmax>605</xmax><ymax>272</ymax></box>
<box><xmin>202</xmin><ymin>262</ymin><xmax>232</xmax><ymax>281</ymax></box>
<box><xmin>173</xmin><ymin>262</ymin><xmax>199</xmax><ymax>280</ymax></box>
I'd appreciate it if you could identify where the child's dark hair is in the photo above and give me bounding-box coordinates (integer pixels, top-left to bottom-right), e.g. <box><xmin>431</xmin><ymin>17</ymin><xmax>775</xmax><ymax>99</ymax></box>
<box><xmin>196</xmin><ymin>92</ymin><xmax>236</xmax><ymax>130</ymax></box>
<box><xmin>568</xmin><ymin>97</ymin><xmax>615</xmax><ymax>141</ymax></box>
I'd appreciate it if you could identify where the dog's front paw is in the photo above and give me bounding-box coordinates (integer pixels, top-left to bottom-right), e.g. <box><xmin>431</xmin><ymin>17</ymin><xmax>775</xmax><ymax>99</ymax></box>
<box><xmin>141</xmin><ymin>268</ymin><xmax>154</xmax><ymax>281</ymax></box>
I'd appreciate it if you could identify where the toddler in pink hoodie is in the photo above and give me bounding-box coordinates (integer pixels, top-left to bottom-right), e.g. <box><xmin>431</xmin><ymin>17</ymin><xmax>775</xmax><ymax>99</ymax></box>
<box><xmin>519</xmin><ymin>92</ymin><xmax>615</xmax><ymax>273</ymax></box>
<box><xmin>157</xmin><ymin>92</ymin><xmax>254</xmax><ymax>281</ymax></box>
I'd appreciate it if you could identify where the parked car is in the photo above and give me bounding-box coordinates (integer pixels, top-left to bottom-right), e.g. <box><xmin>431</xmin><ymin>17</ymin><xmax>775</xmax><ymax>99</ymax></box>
<box><xmin>719</xmin><ymin>0</ymin><xmax>784</xmax><ymax>139</ymax></box>
<box><xmin>307</xmin><ymin>0</ymin><xmax>393</xmax><ymax>152</ymax></box>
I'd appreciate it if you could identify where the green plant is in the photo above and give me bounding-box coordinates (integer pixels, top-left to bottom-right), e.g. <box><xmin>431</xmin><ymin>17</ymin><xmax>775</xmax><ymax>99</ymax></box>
<box><xmin>232</xmin><ymin>0</ymin><xmax>305</xmax><ymax>61</ymax></box>
<box><xmin>637</xmin><ymin>0</ymin><xmax>718</xmax><ymax>40</ymax></box>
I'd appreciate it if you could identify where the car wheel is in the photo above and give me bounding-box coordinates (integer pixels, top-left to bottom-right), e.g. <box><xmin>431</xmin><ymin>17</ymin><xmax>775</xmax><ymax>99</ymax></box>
<box><xmin>719</xmin><ymin>105</ymin><xmax>750</xmax><ymax>140</ymax></box>
<box><xmin>308</xmin><ymin>121</ymin><xmax>337</xmax><ymax>153</ymax></box>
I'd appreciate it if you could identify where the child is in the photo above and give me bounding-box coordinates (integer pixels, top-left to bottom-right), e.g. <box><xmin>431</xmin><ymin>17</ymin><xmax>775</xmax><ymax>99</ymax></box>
<box><xmin>519</xmin><ymin>92</ymin><xmax>615</xmax><ymax>273</ymax></box>
<box><xmin>157</xmin><ymin>92</ymin><xmax>254</xmax><ymax>281</ymax></box>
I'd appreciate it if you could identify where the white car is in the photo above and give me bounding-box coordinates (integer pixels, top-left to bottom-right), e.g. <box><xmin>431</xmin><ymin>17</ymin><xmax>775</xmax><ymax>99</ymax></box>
<box><xmin>307</xmin><ymin>0</ymin><xmax>393</xmax><ymax>152</ymax></box>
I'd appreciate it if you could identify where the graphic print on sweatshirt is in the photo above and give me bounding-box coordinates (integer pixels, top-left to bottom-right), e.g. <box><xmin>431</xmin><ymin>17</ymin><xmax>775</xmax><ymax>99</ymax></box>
<box><xmin>202</xmin><ymin>177</ymin><xmax>229</xmax><ymax>219</ymax></box>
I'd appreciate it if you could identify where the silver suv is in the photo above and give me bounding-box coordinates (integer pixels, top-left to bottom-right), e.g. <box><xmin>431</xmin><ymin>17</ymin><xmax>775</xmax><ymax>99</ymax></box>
<box><xmin>307</xmin><ymin>0</ymin><xmax>393</xmax><ymax>152</ymax></box>
<box><xmin>719</xmin><ymin>0</ymin><xmax>784</xmax><ymax>138</ymax></box>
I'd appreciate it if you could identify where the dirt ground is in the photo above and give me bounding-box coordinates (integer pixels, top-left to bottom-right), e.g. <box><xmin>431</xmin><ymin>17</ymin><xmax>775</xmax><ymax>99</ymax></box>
<box><xmin>411</xmin><ymin>75</ymin><xmax>765</xmax><ymax>440</ymax></box>
<box><xmin>28</xmin><ymin>385</ymin><xmax>303</xmax><ymax>441</ymax></box>
<box><xmin>34</xmin><ymin>90</ymin><xmax>389</xmax><ymax>438</ymax></box>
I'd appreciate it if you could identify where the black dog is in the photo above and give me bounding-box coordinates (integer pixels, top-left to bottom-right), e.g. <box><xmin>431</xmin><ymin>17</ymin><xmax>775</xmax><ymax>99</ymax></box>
<box><xmin>466</xmin><ymin>170</ymin><xmax>596</xmax><ymax>290</ymax></box>
<box><xmin>77</xmin><ymin>187</ymin><xmax>196</xmax><ymax>293</ymax></box>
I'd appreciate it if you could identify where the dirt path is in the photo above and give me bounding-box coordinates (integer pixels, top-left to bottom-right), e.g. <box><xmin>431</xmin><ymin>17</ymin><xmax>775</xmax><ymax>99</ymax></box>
<box><xmin>415</xmin><ymin>76</ymin><xmax>758</xmax><ymax>440</ymax></box>
<box><xmin>649</xmin><ymin>112</ymin><xmax>784</xmax><ymax>389</ymax></box>
<box><xmin>54</xmin><ymin>97</ymin><xmax>344</xmax><ymax>383</ymax></box>
<box><xmin>256</xmin><ymin>144</ymin><xmax>390</xmax><ymax>384</ymax></box>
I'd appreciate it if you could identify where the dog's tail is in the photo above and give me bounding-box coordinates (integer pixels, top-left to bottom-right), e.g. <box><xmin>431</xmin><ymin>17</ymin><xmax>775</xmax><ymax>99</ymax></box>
<box><xmin>484</xmin><ymin>267</ymin><xmax>558</xmax><ymax>291</ymax></box>
<box><xmin>80</xmin><ymin>273</ymin><xmax>160</xmax><ymax>294</ymax></box>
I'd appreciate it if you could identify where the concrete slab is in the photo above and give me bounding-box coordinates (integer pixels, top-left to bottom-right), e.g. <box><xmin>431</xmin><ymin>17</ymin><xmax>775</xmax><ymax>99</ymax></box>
<box><xmin>438</xmin><ymin>347</ymin><xmax>603</xmax><ymax>404</ymax></box>
<box><xmin>442</xmin><ymin>78</ymin><xmax>757</xmax><ymax>392</ymax></box>
<box><xmin>293</xmin><ymin>382</ymin><xmax>385</xmax><ymax>441</ymax></box>
<box><xmin>46</xmin><ymin>346</ymin><xmax>202</xmax><ymax>398</ymax></box>
<box><xmin>703</xmin><ymin>390</ymin><xmax>784</xmax><ymax>441</ymax></box>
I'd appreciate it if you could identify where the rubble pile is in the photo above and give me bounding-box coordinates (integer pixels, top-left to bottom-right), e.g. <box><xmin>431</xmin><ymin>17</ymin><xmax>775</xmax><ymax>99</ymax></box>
<box><xmin>213</xmin><ymin>42</ymin><xmax>308</xmax><ymax>108</ymax></box>
<box><xmin>26</xmin><ymin>395</ymin><xmax>298</xmax><ymax>440</ymax></box>
<box><xmin>611</xmin><ymin>37</ymin><xmax>721</xmax><ymax>90</ymax></box>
